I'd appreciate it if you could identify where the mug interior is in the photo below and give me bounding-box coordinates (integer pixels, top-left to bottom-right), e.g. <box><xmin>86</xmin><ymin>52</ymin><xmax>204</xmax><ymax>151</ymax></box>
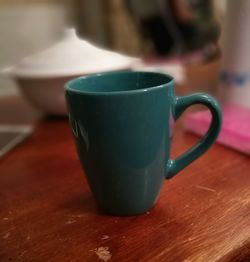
<box><xmin>66</xmin><ymin>71</ymin><xmax>173</xmax><ymax>94</ymax></box>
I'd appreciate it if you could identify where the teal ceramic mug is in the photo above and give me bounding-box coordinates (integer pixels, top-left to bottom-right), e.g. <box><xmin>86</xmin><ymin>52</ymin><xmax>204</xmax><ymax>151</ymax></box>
<box><xmin>65</xmin><ymin>71</ymin><xmax>222</xmax><ymax>216</ymax></box>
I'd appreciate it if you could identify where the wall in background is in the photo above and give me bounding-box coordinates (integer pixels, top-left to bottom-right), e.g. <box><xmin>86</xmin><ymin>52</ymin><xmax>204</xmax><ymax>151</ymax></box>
<box><xmin>0</xmin><ymin>1</ymin><xmax>66</xmax><ymax>96</ymax></box>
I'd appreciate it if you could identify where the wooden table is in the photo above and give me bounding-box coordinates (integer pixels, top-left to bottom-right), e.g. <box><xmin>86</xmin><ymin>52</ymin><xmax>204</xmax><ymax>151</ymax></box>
<box><xmin>0</xmin><ymin>64</ymin><xmax>250</xmax><ymax>262</ymax></box>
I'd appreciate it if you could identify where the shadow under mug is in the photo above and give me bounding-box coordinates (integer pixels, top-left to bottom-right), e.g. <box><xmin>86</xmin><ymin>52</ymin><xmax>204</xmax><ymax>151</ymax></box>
<box><xmin>65</xmin><ymin>71</ymin><xmax>222</xmax><ymax>216</ymax></box>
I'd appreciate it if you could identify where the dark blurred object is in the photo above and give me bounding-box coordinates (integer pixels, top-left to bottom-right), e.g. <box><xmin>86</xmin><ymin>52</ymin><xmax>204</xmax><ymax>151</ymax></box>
<box><xmin>125</xmin><ymin>0</ymin><xmax>220</xmax><ymax>57</ymax></box>
<box><xmin>71</xmin><ymin>0</ymin><xmax>220</xmax><ymax>61</ymax></box>
<box><xmin>70</xmin><ymin>0</ymin><xmax>143</xmax><ymax>55</ymax></box>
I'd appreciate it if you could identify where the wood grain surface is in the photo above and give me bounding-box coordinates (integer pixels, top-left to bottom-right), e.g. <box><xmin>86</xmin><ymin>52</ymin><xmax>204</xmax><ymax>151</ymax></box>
<box><xmin>0</xmin><ymin>67</ymin><xmax>250</xmax><ymax>261</ymax></box>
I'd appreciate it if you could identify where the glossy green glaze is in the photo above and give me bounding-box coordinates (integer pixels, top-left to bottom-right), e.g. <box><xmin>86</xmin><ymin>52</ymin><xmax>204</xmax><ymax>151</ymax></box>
<box><xmin>65</xmin><ymin>71</ymin><xmax>222</xmax><ymax>216</ymax></box>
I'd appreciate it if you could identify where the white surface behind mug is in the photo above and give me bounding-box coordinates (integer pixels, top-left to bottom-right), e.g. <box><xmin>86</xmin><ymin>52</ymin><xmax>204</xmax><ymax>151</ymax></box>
<box><xmin>219</xmin><ymin>0</ymin><xmax>250</xmax><ymax>108</ymax></box>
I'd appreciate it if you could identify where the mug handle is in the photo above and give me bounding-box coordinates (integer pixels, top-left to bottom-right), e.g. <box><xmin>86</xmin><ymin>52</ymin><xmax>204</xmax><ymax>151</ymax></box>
<box><xmin>166</xmin><ymin>93</ymin><xmax>222</xmax><ymax>179</ymax></box>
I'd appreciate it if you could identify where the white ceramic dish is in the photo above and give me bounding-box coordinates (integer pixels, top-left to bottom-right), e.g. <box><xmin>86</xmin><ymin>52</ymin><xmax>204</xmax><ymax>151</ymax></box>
<box><xmin>2</xmin><ymin>28</ymin><xmax>137</xmax><ymax>115</ymax></box>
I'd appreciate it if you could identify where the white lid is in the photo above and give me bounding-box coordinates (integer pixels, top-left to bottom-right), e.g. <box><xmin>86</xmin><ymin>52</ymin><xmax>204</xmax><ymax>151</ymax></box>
<box><xmin>10</xmin><ymin>28</ymin><xmax>137</xmax><ymax>78</ymax></box>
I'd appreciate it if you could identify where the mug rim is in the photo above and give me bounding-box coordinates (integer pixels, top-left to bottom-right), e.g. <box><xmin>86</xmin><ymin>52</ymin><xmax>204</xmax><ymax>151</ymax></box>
<box><xmin>65</xmin><ymin>71</ymin><xmax>174</xmax><ymax>96</ymax></box>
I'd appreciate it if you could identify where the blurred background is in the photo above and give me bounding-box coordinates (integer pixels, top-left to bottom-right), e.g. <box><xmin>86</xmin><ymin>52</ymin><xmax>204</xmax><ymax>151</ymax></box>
<box><xmin>0</xmin><ymin>0</ymin><xmax>226</xmax><ymax>97</ymax></box>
